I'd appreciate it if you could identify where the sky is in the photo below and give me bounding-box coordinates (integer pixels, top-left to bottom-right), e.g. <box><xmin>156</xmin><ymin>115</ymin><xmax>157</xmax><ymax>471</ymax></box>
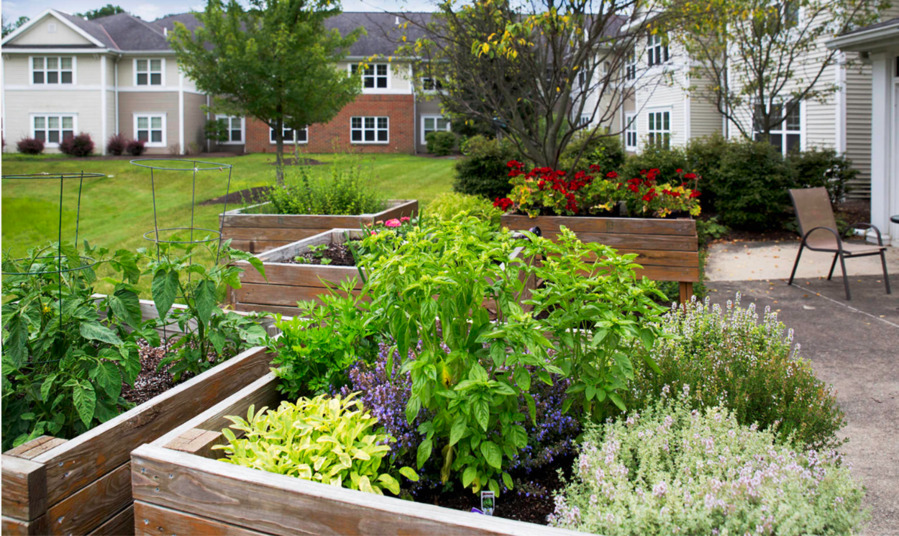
<box><xmin>2</xmin><ymin>0</ymin><xmax>439</xmax><ymax>24</ymax></box>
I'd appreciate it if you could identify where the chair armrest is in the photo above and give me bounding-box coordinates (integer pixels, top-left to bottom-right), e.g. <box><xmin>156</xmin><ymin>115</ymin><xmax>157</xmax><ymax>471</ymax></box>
<box><xmin>849</xmin><ymin>223</ymin><xmax>884</xmax><ymax>246</ymax></box>
<box><xmin>802</xmin><ymin>226</ymin><xmax>844</xmax><ymax>253</ymax></box>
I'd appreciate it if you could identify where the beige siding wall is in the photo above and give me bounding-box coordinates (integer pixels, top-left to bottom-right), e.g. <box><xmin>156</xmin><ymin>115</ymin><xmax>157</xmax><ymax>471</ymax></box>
<box><xmin>183</xmin><ymin>92</ymin><xmax>208</xmax><ymax>153</ymax></box>
<box><xmin>118</xmin><ymin>56</ymin><xmax>179</xmax><ymax>88</ymax></box>
<box><xmin>633</xmin><ymin>38</ymin><xmax>690</xmax><ymax>151</ymax></box>
<box><xmin>3</xmin><ymin>90</ymin><xmax>103</xmax><ymax>152</ymax></box>
<box><xmin>415</xmin><ymin>97</ymin><xmax>443</xmax><ymax>152</ymax></box>
<box><xmin>13</xmin><ymin>17</ymin><xmax>94</xmax><ymax>46</ymax></box>
<box><xmin>844</xmin><ymin>56</ymin><xmax>873</xmax><ymax>198</ymax></box>
<box><xmin>1</xmin><ymin>53</ymin><xmax>101</xmax><ymax>85</ymax></box>
<box><xmin>3</xmin><ymin>55</ymin><xmax>31</xmax><ymax>85</ymax></box>
<box><xmin>119</xmin><ymin>92</ymin><xmax>179</xmax><ymax>154</ymax></box>
<box><xmin>688</xmin><ymin>76</ymin><xmax>723</xmax><ymax>139</ymax></box>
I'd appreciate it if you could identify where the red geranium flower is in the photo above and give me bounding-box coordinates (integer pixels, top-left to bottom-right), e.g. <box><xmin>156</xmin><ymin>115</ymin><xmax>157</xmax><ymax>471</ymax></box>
<box><xmin>606</xmin><ymin>171</ymin><xmax>618</xmax><ymax>179</ymax></box>
<box><xmin>684</xmin><ymin>172</ymin><xmax>697</xmax><ymax>180</ymax></box>
<box><xmin>676</xmin><ymin>168</ymin><xmax>683</xmax><ymax>173</ymax></box>
<box><xmin>493</xmin><ymin>197</ymin><xmax>514</xmax><ymax>210</ymax></box>
<box><xmin>689</xmin><ymin>190</ymin><xmax>701</xmax><ymax>198</ymax></box>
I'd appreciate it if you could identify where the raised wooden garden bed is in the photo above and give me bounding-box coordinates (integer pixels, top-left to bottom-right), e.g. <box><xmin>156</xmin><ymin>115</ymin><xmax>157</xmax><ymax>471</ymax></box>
<box><xmin>220</xmin><ymin>200</ymin><xmax>419</xmax><ymax>254</ymax></box>
<box><xmin>231</xmin><ymin>228</ymin><xmax>365</xmax><ymax>316</ymax></box>
<box><xmin>501</xmin><ymin>214</ymin><xmax>699</xmax><ymax>303</ymax></box>
<box><xmin>1</xmin><ymin>302</ymin><xmax>281</xmax><ymax>536</ymax></box>
<box><xmin>131</xmin><ymin>373</ymin><xmax>587</xmax><ymax>536</ymax></box>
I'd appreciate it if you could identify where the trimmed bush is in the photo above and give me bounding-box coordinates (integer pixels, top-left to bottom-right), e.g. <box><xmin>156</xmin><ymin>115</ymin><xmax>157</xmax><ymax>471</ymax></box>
<box><xmin>16</xmin><ymin>137</ymin><xmax>44</xmax><ymax>155</ymax></box>
<box><xmin>125</xmin><ymin>139</ymin><xmax>146</xmax><ymax>156</ymax></box>
<box><xmin>789</xmin><ymin>147</ymin><xmax>857</xmax><ymax>204</ymax></box>
<box><xmin>59</xmin><ymin>133</ymin><xmax>94</xmax><ymax>157</ymax></box>
<box><xmin>453</xmin><ymin>135</ymin><xmax>517</xmax><ymax>200</ymax></box>
<box><xmin>711</xmin><ymin>139</ymin><xmax>793</xmax><ymax>230</ymax></box>
<box><xmin>685</xmin><ymin>133</ymin><xmax>729</xmax><ymax>211</ymax></box>
<box><xmin>265</xmin><ymin>162</ymin><xmax>386</xmax><ymax>215</ymax></box>
<box><xmin>549</xmin><ymin>399</ymin><xmax>867</xmax><ymax>535</ymax></box>
<box><xmin>625</xmin><ymin>296</ymin><xmax>845</xmax><ymax>450</ymax></box>
<box><xmin>425</xmin><ymin>192</ymin><xmax>503</xmax><ymax>228</ymax></box>
<box><xmin>558</xmin><ymin>132</ymin><xmax>626</xmax><ymax>173</ymax></box>
<box><xmin>425</xmin><ymin>131</ymin><xmax>457</xmax><ymax>156</ymax></box>
<box><xmin>619</xmin><ymin>144</ymin><xmax>689</xmax><ymax>184</ymax></box>
<box><xmin>106</xmin><ymin>134</ymin><xmax>127</xmax><ymax>155</ymax></box>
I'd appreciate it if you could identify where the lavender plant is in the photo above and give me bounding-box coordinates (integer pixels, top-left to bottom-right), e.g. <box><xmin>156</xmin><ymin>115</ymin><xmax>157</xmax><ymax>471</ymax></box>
<box><xmin>624</xmin><ymin>295</ymin><xmax>845</xmax><ymax>450</ymax></box>
<box><xmin>549</xmin><ymin>398</ymin><xmax>867</xmax><ymax>535</ymax></box>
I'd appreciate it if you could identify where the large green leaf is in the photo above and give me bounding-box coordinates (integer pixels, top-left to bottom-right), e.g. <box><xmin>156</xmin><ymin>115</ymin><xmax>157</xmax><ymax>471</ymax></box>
<box><xmin>473</xmin><ymin>399</ymin><xmax>489</xmax><ymax>431</ymax></box>
<box><xmin>73</xmin><ymin>382</ymin><xmax>96</xmax><ymax>428</ymax></box>
<box><xmin>3</xmin><ymin>315</ymin><xmax>28</xmax><ymax>369</ymax></box>
<box><xmin>416</xmin><ymin>438</ymin><xmax>432</xmax><ymax>469</ymax></box>
<box><xmin>194</xmin><ymin>280</ymin><xmax>217</xmax><ymax>325</ymax></box>
<box><xmin>449</xmin><ymin>418</ymin><xmax>467</xmax><ymax>446</ymax></box>
<box><xmin>152</xmin><ymin>269</ymin><xmax>179</xmax><ymax>319</ymax></box>
<box><xmin>108</xmin><ymin>287</ymin><xmax>142</xmax><ymax>328</ymax></box>
<box><xmin>79</xmin><ymin>322</ymin><xmax>123</xmax><ymax>346</ymax></box>
<box><xmin>480</xmin><ymin>440</ymin><xmax>502</xmax><ymax>470</ymax></box>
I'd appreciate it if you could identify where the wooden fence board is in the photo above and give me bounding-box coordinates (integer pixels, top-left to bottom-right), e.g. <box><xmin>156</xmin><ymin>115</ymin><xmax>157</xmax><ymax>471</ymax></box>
<box><xmin>1</xmin><ymin>456</ymin><xmax>46</xmax><ymax>521</ymax></box>
<box><xmin>502</xmin><ymin>214</ymin><xmax>697</xmax><ymax>236</ymax></box>
<box><xmin>87</xmin><ymin>505</ymin><xmax>133</xmax><ymax>536</ymax></box>
<box><xmin>5</xmin><ymin>437</ymin><xmax>68</xmax><ymax>460</ymax></box>
<box><xmin>1</xmin><ymin>514</ymin><xmax>48</xmax><ymax>536</ymax></box>
<box><xmin>47</xmin><ymin>463</ymin><xmax>131</xmax><ymax>536</ymax></box>
<box><xmin>135</xmin><ymin>502</ymin><xmax>267</xmax><ymax>536</ymax></box>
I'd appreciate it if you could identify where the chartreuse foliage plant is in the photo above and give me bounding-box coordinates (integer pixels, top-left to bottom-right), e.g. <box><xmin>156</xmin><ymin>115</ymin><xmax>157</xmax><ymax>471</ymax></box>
<box><xmin>216</xmin><ymin>393</ymin><xmax>418</xmax><ymax>495</ymax></box>
<box><xmin>141</xmin><ymin>238</ymin><xmax>267</xmax><ymax>380</ymax></box>
<box><xmin>1</xmin><ymin>243</ymin><xmax>159</xmax><ymax>450</ymax></box>
<box><xmin>549</xmin><ymin>398</ymin><xmax>867</xmax><ymax>535</ymax></box>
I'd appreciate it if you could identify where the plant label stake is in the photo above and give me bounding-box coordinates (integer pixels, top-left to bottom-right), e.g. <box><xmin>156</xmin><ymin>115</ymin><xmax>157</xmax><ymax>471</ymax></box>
<box><xmin>481</xmin><ymin>491</ymin><xmax>495</xmax><ymax>516</ymax></box>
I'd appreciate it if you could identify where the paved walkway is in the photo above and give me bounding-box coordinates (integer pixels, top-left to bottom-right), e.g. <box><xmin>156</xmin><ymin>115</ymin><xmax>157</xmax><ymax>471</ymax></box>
<box><xmin>704</xmin><ymin>242</ymin><xmax>899</xmax><ymax>535</ymax></box>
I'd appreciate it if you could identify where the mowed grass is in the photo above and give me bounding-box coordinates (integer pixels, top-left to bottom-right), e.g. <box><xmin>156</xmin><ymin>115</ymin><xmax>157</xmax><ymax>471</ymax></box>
<box><xmin>2</xmin><ymin>152</ymin><xmax>456</xmax><ymax>258</ymax></box>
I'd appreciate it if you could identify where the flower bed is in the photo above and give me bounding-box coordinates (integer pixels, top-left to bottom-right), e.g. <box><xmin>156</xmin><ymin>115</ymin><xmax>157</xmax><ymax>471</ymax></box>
<box><xmin>498</xmin><ymin>163</ymin><xmax>700</xmax><ymax>302</ymax></box>
<box><xmin>220</xmin><ymin>199</ymin><xmax>419</xmax><ymax>254</ymax></box>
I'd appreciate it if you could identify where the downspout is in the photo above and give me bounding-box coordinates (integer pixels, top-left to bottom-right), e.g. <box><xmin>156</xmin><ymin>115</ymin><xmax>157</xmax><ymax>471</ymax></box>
<box><xmin>101</xmin><ymin>55</ymin><xmax>108</xmax><ymax>154</ymax></box>
<box><xmin>114</xmin><ymin>54</ymin><xmax>119</xmax><ymax>136</ymax></box>
<box><xmin>835</xmin><ymin>52</ymin><xmax>847</xmax><ymax>154</ymax></box>
<box><xmin>178</xmin><ymin>65</ymin><xmax>185</xmax><ymax>155</ymax></box>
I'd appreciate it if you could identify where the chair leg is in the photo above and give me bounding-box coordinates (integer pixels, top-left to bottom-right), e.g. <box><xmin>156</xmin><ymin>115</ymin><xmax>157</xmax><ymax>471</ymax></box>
<box><xmin>788</xmin><ymin>244</ymin><xmax>804</xmax><ymax>286</ymax></box>
<box><xmin>827</xmin><ymin>253</ymin><xmax>839</xmax><ymax>280</ymax></box>
<box><xmin>880</xmin><ymin>251</ymin><xmax>892</xmax><ymax>294</ymax></box>
<box><xmin>839</xmin><ymin>254</ymin><xmax>851</xmax><ymax>300</ymax></box>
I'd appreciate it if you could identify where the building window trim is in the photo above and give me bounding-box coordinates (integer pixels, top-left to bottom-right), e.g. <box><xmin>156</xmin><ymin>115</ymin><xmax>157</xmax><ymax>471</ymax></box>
<box><xmin>351</xmin><ymin>116</ymin><xmax>389</xmax><ymax>144</ymax></box>
<box><xmin>269</xmin><ymin>124</ymin><xmax>308</xmax><ymax>144</ymax></box>
<box><xmin>30</xmin><ymin>56</ymin><xmax>76</xmax><ymax>85</ymax></box>
<box><xmin>350</xmin><ymin>63</ymin><xmax>390</xmax><ymax>91</ymax></box>
<box><xmin>624</xmin><ymin>112</ymin><xmax>638</xmax><ymax>150</ymax></box>
<box><xmin>646</xmin><ymin>109</ymin><xmax>671</xmax><ymax>149</ymax></box>
<box><xmin>626</xmin><ymin>49</ymin><xmax>637</xmax><ymax>81</ymax></box>
<box><xmin>421</xmin><ymin>115</ymin><xmax>450</xmax><ymax>144</ymax></box>
<box><xmin>215</xmin><ymin>115</ymin><xmax>244</xmax><ymax>144</ymax></box>
<box><xmin>134</xmin><ymin>58</ymin><xmax>165</xmax><ymax>86</ymax></box>
<box><xmin>133</xmin><ymin>113</ymin><xmax>166</xmax><ymax>147</ymax></box>
<box><xmin>647</xmin><ymin>34</ymin><xmax>669</xmax><ymax>68</ymax></box>
<box><xmin>31</xmin><ymin>113</ymin><xmax>76</xmax><ymax>146</ymax></box>
<box><xmin>420</xmin><ymin>76</ymin><xmax>443</xmax><ymax>93</ymax></box>
<box><xmin>753</xmin><ymin>101</ymin><xmax>802</xmax><ymax>155</ymax></box>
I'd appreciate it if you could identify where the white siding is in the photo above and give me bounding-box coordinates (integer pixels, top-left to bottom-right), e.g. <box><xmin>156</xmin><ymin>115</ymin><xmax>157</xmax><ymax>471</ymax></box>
<box><xmin>2</xmin><ymin>55</ymin><xmax>32</xmax><ymax>86</ymax></box>
<box><xmin>338</xmin><ymin>60</ymin><xmax>412</xmax><ymax>93</ymax></box>
<box><xmin>633</xmin><ymin>38</ymin><xmax>689</xmax><ymax>150</ymax></box>
<box><xmin>688</xmin><ymin>77</ymin><xmax>723</xmax><ymax>139</ymax></box>
<box><xmin>4</xmin><ymin>91</ymin><xmax>103</xmax><ymax>152</ymax></box>
<box><xmin>12</xmin><ymin>16</ymin><xmax>94</xmax><ymax>46</ymax></box>
<box><xmin>844</xmin><ymin>55</ymin><xmax>873</xmax><ymax>198</ymax></box>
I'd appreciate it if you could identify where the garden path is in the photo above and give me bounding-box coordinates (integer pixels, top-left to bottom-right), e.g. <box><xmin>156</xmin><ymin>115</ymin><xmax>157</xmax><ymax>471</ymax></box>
<box><xmin>705</xmin><ymin>274</ymin><xmax>899</xmax><ymax>536</ymax></box>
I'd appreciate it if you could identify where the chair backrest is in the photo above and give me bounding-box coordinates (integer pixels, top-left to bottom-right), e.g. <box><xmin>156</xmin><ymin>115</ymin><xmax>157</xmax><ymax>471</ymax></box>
<box><xmin>789</xmin><ymin>187</ymin><xmax>839</xmax><ymax>248</ymax></box>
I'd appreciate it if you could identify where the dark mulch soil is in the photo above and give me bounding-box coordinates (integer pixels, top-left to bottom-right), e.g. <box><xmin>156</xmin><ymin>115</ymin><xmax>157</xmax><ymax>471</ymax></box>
<box><xmin>287</xmin><ymin>242</ymin><xmax>359</xmax><ymax>266</ymax></box>
<box><xmin>412</xmin><ymin>455</ymin><xmax>573</xmax><ymax>525</ymax></box>
<box><xmin>200</xmin><ymin>186</ymin><xmax>271</xmax><ymax>206</ymax></box>
<box><xmin>121</xmin><ymin>339</ymin><xmax>177</xmax><ymax>405</ymax></box>
<box><xmin>268</xmin><ymin>157</ymin><xmax>326</xmax><ymax>166</ymax></box>
<box><xmin>713</xmin><ymin>200</ymin><xmax>871</xmax><ymax>243</ymax></box>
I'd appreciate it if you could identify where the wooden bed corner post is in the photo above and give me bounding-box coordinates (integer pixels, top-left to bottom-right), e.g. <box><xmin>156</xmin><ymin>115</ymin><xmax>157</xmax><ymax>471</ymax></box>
<box><xmin>678</xmin><ymin>281</ymin><xmax>693</xmax><ymax>305</ymax></box>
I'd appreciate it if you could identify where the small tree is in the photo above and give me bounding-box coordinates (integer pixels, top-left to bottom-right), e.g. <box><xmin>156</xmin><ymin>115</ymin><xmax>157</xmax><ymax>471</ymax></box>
<box><xmin>170</xmin><ymin>0</ymin><xmax>362</xmax><ymax>183</ymax></box>
<box><xmin>2</xmin><ymin>16</ymin><xmax>28</xmax><ymax>37</ymax></box>
<box><xmin>76</xmin><ymin>5</ymin><xmax>126</xmax><ymax>20</ymax></box>
<box><xmin>663</xmin><ymin>0</ymin><xmax>886</xmax><ymax>139</ymax></box>
<box><xmin>401</xmin><ymin>0</ymin><xmax>647</xmax><ymax>169</ymax></box>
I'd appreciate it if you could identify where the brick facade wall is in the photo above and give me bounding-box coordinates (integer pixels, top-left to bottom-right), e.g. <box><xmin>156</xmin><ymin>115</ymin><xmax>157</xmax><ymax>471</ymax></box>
<box><xmin>244</xmin><ymin>94</ymin><xmax>416</xmax><ymax>154</ymax></box>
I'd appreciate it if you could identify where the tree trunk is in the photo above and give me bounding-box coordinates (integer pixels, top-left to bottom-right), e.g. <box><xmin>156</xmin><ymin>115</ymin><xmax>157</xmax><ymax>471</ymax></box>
<box><xmin>274</xmin><ymin>119</ymin><xmax>284</xmax><ymax>186</ymax></box>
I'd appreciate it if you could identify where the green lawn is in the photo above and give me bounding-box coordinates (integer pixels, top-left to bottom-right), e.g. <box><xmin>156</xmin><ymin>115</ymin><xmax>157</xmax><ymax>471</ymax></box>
<box><xmin>2</xmin><ymin>152</ymin><xmax>455</xmax><ymax>258</ymax></box>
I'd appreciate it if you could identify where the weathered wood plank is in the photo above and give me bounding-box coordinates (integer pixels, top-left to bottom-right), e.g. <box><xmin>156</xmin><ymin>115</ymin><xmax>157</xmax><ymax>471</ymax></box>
<box><xmin>87</xmin><ymin>505</ymin><xmax>134</xmax><ymax>536</ymax></box>
<box><xmin>1</xmin><ymin>514</ymin><xmax>49</xmax><ymax>536</ymax></box>
<box><xmin>5</xmin><ymin>437</ymin><xmax>68</xmax><ymax>460</ymax></box>
<box><xmin>166</xmin><ymin>429</ymin><xmax>227</xmax><ymax>458</ymax></box>
<box><xmin>134</xmin><ymin>502</ymin><xmax>267</xmax><ymax>536</ymax></box>
<box><xmin>236</xmin><ymin>262</ymin><xmax>362</xmax><ymax>288</ymax></box>
<box><xmin>1</xmin><ymin>455</ymin><xmax>46</xmax><ymax>521</ymax></box>
<box><xmin>132</xmin><ymin>444</ymin><xmax>586</xmax><ymax>536</ymax></box>
<box><xmin>227</xmin><ymin>303</ymin><xmax>302</xmax><ymax>317</ymax></box>
<box><xmin>233</xmin><ymin>283</ymin><xmax>354</xmax><ymax>309</ymax></box>
<box><xmin>502</xmin><ymin>214</ymin><xmax>696</xmax><ymax>236</ymax></box>
<box><xmin>573</xmin><ymin>232</ymin><xmax>697</xmax><ymax>251</ymax></box>
<box><xmin>47</xmin><ymin>462</ymin><xmax>131</xmax><ymax>536</ymax></box>
<box><xmin>34</xmin><ymin>346</ymin><xmax>273</xmax><ymax>506</ymax></box>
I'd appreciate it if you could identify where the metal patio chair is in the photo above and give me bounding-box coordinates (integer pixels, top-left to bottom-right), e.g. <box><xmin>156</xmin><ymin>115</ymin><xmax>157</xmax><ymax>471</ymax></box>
<box><xmin>788</xmin><ymin>187</ymin><xmax>891</xmax><ymax>300</ymax></box>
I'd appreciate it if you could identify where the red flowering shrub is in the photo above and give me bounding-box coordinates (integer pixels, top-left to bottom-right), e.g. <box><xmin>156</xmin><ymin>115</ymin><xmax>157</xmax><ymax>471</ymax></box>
<box><xmin>59</xmin><ymin>133</ymin><xmax>94</xmax><ymax>157</ymax></box>
<box><xmin>16</xmin><ymin>137</ymin><xmax>44</xmax><ymax>155</ymax></box>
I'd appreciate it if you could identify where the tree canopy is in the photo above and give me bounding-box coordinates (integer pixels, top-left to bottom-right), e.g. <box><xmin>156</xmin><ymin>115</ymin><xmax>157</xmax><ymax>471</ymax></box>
<box><xmin>170</xmin><ymin>0</ymin><xmax>363</xmax><ymax>180</ymax></box>
<box><xmin>77</xmin><ymin>5</ymin><xmax>126</xmax><ymax>20</ymax></box>
<box><xmin>2</xmin><ymin>16</ymin><xmax>29</xmax><ymax>37</ymax></box>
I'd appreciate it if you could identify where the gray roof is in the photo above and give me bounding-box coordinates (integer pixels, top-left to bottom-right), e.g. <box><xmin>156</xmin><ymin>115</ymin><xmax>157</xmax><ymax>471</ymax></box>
<box><xmin>838</xmin><ymin>16</ymin><xmax>899</xmax><ymax>37</ymax></box>
<box><xmin>55</xmin><ymin>11</ymin><xmax>118</xmax><ymax>48</ymax></box>
<box><xmin>325</xmin><ymin>12</ymin><xmax>433</xmax><ymax>57</ymax></box>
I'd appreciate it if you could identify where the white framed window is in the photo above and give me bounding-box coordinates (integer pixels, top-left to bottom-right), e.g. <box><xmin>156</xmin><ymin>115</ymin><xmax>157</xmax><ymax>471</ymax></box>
<box><xmin>351</xmin><ymin>63</ymin><xmax>389</xmax><ymax>89</ymax></box>
<box><xmin>269</xmin><ymin>125</ymin><xmax>308</xmax><ymax>144</ymax></box>
<box><xmin>647</xmin><ymin>110</ymin><xmax>670</xmax><ymax>149</ymax></box>
<box><xmin>625</xmin><ymin>49</ymin><xmax>637</xmax><ymax>81</ymax></box>
<box><xmin>351</xmin><ymin>116</ymin><xmax>389</xmax><ymax>144</ymax></box>
<box><xmin>135</xmin><ymin>58</ymin><xmax>164</xmax><ymax>86</ymax></box>
<box><xmin>215</xmin><ymin>115</ymin><xmax>244</xmax><ymax>144</ymax></box>
<box><xmin>624</xmin><ymin>112</ymin><xmax>637</xmax><ymax>150</ymax></box>
<box><xmin>31</xmin><ymin>56</ymin><xmax>74</xmax><ymax>85</ymax></box>
<box><xmin>753</xmin><ymin>102</ymin><xmax>801</xmax><ymax>154</ymax></box>
<box><xmin>647</xmin><ymin>34</ymin><xmax>669</xmax><ymax>67</ymax></box>
<box><xmin>577</xmin><ymin>115</ymin><xmax>591</xmax><ymax>127</ymax></box>
<box><xmin>32</xmin><ymin>114</ymin><xmax>75</xmax><ymax>145</ymax></box>
<box><xmin>134</xmin><ymin>114</ymin><xmax>165</xmax><ymax>146</ymax></box>
<box><xmin>420</xmin><ymin>76</ymin><xmax>443</xmax><ymax>92</ymax></box>
<box><xmin>421</xmin><ymin>115</ymin><xmax>450</xmax><ymax>144</ymax></box>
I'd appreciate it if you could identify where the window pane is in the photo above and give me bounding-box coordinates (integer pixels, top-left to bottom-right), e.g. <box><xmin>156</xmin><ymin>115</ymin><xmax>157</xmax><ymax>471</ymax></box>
<box><xmin>48</xmin><ymin>72</ymin><xmax>58</xmax><ymax>84</ymax></box>
<box><xmin>769</xmin><ymin>134</ymin><xmax>783</xmax><ymax>151</ymax></box>
<box><xmin>377</xmin><ymin>64</ymin><xmax>387</xmax><ymax>75</ymax></box>
<box><xmin>33</xmin><ymin>58</ymin><xmax>44</xmax><ymax>69</ymax></box>
<box><xmin>365</xmin><ymin>130</ymin><xmax>375</xmax><ymax>141</ymax></box>
<box><xmin>62</xmin><ymin>130</ymin><xmax>73</xmax><ymax>141</ymax></box>
<box><xmin>138</xmin><ymin>117</ymin><xmax>148</xmax><ymax>129</ymax></box>
<box><xmin>33</xmin><ymin>72</ymin><xmax>44</xmax><ymax>84</ymax></box>
<box><xmin>34</xmin><ymin>117</ymin><xmax>45</xmax><ymax>129</ymax></box>
<box><xmin>35</xmin><ymin>131</ymin><xmax>46</xmax><ymax>141</ymax></box>
<box><xmin>231</xmin><ymin>130</ymin><xmax>241</xmax><ymax>142</ymax></box>
<box><xmin>137</xmin><ymin>60</ymin><xmax>147</xmax><ymax>71</ymax></box>
<box><xmin>437</xmin><ymin>118</ymin><xmax>449</xmax><ymax>129</ymax></box>
<box><xmin>150</xmin><ymin>73</ymin><xmax>161</xmax><ymax>85</ymax></box>
<box><xmin>61</xmin><ymin>57</ymin><xmax>72</xmax><ymax>69</ymax></box>
<box><xmin>377</xmin><ymin>130</ymin><xmax>388</xmax><ymax>141</ymax></box>
<box><xmin>351</xmin><ymin>131</ymin><xmax>362</xmax><ymax>141</ymax></box>
<box><xmin>649</xmin><ymin>114</ymin><xmax>655</xmax><ymax>130</ymax></box>
<box><xmin>151</xmin><ymin>117</ymin><xmax>162</xmax><ymax>129</ymax></box>
<box><xmin>365</xmin><ymin>117</ymin><xmax>375</xmax><ymax>128</ymax></box>
<box><xmin>297</xmin><ymin>128</ymin><xmax>307</xmax><ymax>142</ymax></box>
<box><xmin>62</xmin><ymin>117</ymin><xmax>73</xmax><ymax>129</ymax></box>
<box><xmin>151</xmin><ymin>131</ymin><xmax>162</xmax><ymax>143</ymax></box>
<box><xmin>786</xmin><ymin>105</ymin><xmax>800</xmax><ymax>131</ymax></box>
<box><xmin>47</xmin><ymin>57</ymin><xmax>58</xmax><ymax>69</ymax></box>
<box><xmin>663</xmin><ymin>113</ymin><xmax>670</xmax><ymax>130</ymax></box>
<box><xmin>61</xmin><ymin>72</ymin><xmax>72</xmax><ymax>83</ymax></box>
<box><xmin>48</xmin><ymin>117</ymin><xmax>59</xmax><ymax>128</ymax></box>
<box><xmin>138</xmin><ymin>131</ymin><xmax>148</xmax><ymax>142</ymax></box>
<box><xmin>351</xmin><ymin>117</ymin><xmax>362</xmax><ymax>128</ymax></box>
<box><xmin>786</xmin><ymin>134</ymin><xmax>801</xmax><ymax>153</ymax></box>
<box><xmin>424</xmin><ymin>117</ymin><xmax>434</xmax><ymax>129</ymax></box>
<box><xmin>363</xmin><ymin>78</ymin><xmax>374</xmax><ymax>88</ymax></box>
<box><xmin>150</xmin><ymin>59</ymin><xmax>161</xmax><ymax>71</ymax></box>
<box><xmin>376</xmin><ymin>77</ymin><xmax>387</xmax><ymax>88</ymax></box>
<box><xmin>377</xmin><ymin>117</ymin><xmax>388</xmax><ymax>129</ymax></box>
<box><xmin>137</xmin><ymin>73</ymin><xmax>147</xmax><ymax>85</ymax></box>
<box><xmin>351</xmin><ymin>64</ymin><xmax>359</xmax><ymax>74</ymax></box>
<box><xmin>49</xmin><ymin>131</ymin><xmax>60</xmax><ymax>143</ymax></box>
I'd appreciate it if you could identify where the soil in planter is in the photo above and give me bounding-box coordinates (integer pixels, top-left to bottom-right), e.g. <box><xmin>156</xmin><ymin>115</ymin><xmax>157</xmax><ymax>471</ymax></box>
<box><xmin>411</xmin><ymin>454</ymin><xmax>574</xmax><ymax>525</ymax></box>
<box><xmin>287</xmin><ymin>241</ymin><xmax>360</xmax><ymax>266</ymax></box>
<box><xmin>121</xmin><ymin>339</ymin><xmax>177</xmax><ymax>405</ymax></box>
<box><xmin>200</xmin><ymin>186</ymin><xmax>272</xmax><ymax>206</ymax></box>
